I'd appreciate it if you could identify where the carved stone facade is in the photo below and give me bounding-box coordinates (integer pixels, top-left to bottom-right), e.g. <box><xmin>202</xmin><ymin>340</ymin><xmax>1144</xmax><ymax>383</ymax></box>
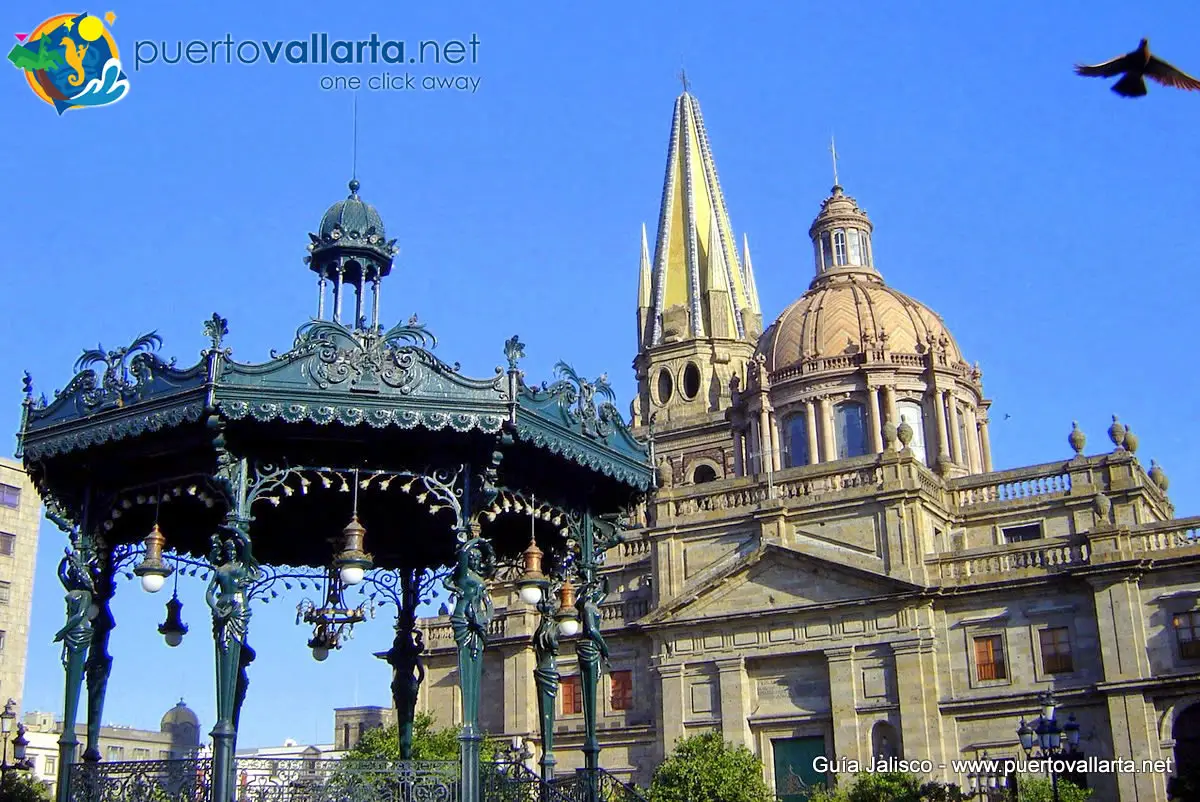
<box><xmin>0</xmin><ymin>457</ymin><xmax>40</xmax><ymax>717</ymax></box>
<box><xmin>416</xmin><ymin>89</ymin><xmax>1200</xmax><ymax>801</ymax></box>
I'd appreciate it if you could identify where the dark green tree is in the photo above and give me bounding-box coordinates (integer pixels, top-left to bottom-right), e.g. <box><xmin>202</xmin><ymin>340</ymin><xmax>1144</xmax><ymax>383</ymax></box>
<box><xmin>342</xmin><ymin>712</ymin><xmax>501</xmax><ymax>762</ymax></box>
<box><xmin>806</xmin><ymin>772</ymin><xmax>966</xmax><ymax>802</ymax></box>
<box><xmin>648</xmin><ymin>732</ymin><xmax>773</xmax><ymax>802</ymax></box>
<box><xmin>1016</xmin><ymin>776</ymin><xmax>1091</xmax><ymax>802</ymax></box>
<box><xmin>0</xmin><ymin>772</ymin><xmax>52</xmax><ymax>802</ymax></box>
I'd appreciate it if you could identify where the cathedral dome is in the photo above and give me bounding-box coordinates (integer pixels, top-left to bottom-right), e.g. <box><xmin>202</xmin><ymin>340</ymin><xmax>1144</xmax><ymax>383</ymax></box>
<box><xmin>161</xmin><ymin>699</ymin><xmax>199</xmax><ymax>731</ymax></box>
<box><xmin>760</xmin><ymin>272</ymin><xmax>964</xmax><ymax>372</ymax></box>
<box><xmin>760</xmin><ymin>184</ymin><xmax>965</xmax><ymax>374</ymax></box>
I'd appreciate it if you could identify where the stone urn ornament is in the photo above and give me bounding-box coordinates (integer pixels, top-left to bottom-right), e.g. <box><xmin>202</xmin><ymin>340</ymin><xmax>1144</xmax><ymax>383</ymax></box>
<box><xmin>882</xmin><ymin>419</ymin><xmax>898</xmax><ymax>451</ymax></box>
<box><xmin>1123</xmin><ymin>426</ymin><xmax>1139</xmax><ymax>455</ymax></box>
<box><xmin>1149</xmin><ymin>460</ymin><xmax>1169</xmax><ymax>492</ymax></box>
<box><xmin>897</xmin><ymin>418</ymin><xmax>914</xmax><ymax>450</ymax></box>
<box><xmin>1093</xmin><ymin>492</ymin><xmax>1112</xmax><ymax>522</ymax></box>
<box><xmin>1107</xmin><ymin>415</ymin><xmax>1126</xmax><ymax>450</ymax></box>
<box><xmin>1068</xmin><ymin>421</ymin><xmax>1086</xmax><ymax>457</ymax></box>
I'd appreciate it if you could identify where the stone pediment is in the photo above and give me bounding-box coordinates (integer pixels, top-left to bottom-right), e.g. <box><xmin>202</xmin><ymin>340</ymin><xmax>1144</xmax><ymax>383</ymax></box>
<box><xmin>642</xmin><ymin>543</ymin><xmax>919</xmax><ymax>626</ymax></box>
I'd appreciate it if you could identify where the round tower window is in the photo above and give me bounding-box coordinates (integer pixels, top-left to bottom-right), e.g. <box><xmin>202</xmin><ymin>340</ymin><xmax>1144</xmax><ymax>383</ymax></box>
<box><xmin>656</xmin><ymin>368</ymin><xmax>673</xmax><ymax>405</ymax></box>
<box><xmin>681</xmin><ymin>363</ymin><xmax>702</xmax><ymax>400</ymax></box>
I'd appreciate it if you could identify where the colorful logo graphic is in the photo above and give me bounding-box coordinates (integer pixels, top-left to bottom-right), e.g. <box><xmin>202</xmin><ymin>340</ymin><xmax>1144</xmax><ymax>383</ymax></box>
<box><xmin>7</xmin><ymin>12</ymin><xmax>127</xmax><ymax>114</ymax></box>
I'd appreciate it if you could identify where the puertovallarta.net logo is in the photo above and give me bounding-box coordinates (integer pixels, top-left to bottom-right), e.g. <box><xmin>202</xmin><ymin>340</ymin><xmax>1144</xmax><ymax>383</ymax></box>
<box><xmin>7</xmin><ymin>11</ymin><xmax>128</xmax><ymax>115</ymax></box>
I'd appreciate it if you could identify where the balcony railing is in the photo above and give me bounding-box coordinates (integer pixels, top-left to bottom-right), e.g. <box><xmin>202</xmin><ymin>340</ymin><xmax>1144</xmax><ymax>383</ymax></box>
<box><xmin>1129</xmin><ymin>517</ymin><xmax>1200</xmax><ymax>555</ymax></box>
<box><xmin>951</xmin><ymin>461</ymin><xmax>1074</xmax><ymax>508</ymax></box>
<box><xmin>930</xmin><ymin>538</ymin><xmax>1091</xmax><ymax>584</ymax></box>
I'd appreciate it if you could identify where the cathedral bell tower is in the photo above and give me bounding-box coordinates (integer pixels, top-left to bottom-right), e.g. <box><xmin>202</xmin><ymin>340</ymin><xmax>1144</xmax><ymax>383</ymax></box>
<box><xmin>632</xmin><ymin>79</ymin><xmax>763</xmax><ymax>487</ymax></box>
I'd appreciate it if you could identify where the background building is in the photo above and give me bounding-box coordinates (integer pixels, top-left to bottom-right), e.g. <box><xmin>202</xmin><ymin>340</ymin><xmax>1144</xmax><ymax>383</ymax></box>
<box><xmin>0</xmin><ymin>456</ymin><xmax>40</xmax><ymax>715</ymax></box>
<box><xmin>23</xmin><ymin>700</ymin><xmax>202</xmax><ymax>796</ymax></box>
<box><xmin>416</xmin><ymin>87</ymin><xmax>1200</xmax><ymax>802</ymax></box>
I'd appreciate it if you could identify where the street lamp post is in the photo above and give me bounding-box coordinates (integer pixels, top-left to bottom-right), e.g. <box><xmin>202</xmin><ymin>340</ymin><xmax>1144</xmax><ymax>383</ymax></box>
<box><xmin>1017</xmin><ymin>691</ymin><xmax>1083</xmax><ymax>802</ymax></box>
<box><xmin>0</xmin><ymin>699</ymin><xmax>32</xmax><ymax>779</ymax></box>
<box><xmin>965</xmin><ymin>751</ymin><xmax>1011</xmax><ymax>800</ymax></box>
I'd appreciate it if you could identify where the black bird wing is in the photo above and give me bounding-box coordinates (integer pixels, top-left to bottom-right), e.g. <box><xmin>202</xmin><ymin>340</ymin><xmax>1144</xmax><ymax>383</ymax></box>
<box><xmin>1145</xmin><ymin>55</ymin><xmax>1200</xmax><ymax>90</ymax></box>
<box><xmin>1074</xmin><ymin>52</ymin><xmax>1136</xmax><ymax>77</ymax></box>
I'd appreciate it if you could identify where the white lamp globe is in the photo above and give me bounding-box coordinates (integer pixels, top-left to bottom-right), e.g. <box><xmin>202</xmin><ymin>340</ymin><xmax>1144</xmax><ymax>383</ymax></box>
<box><xmin>518</xmin><ymin>585</ymin><xmax>543</xmax><ymax>605</ymax></box>
<box><xmin>141</xmin><ymin>573</ymin><xmax>166</xmax><ymax>594</ymax></box>
<box><xmin>312</xmin><ymin>645</ymin><xmax>330</xmax><ymax>662</ymax></box>
<box><xmin>164</xmin><ymin>631</ymin><xmax>184</xmax><ymax>648</ymax></box>
<box><xmin>339</xmin><ymin>565</ymin><xmax>365</xmax><ymax>586</ymax></box>
<box><xmin>558</xmin><ymin>618</ymin><xmax>580</xmax><ymax>637</ymax></box>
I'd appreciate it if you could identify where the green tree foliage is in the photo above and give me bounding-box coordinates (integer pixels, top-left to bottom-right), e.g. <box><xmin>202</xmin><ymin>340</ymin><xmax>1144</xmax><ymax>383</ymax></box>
<box><xmin>648</xmin><ymin>732</ymin><xmax>773</xmax><ymax>802</ymax></box>
<box><xmin>341</xmin><ymin>712</ymin><xmax>501</xmax><ymax>763</ymax></box>
<box><xmin>1016</xmin><ymin>776</ymin><xmax>1091</xmax><ymax>802</ymax></box>
<box><xmin>806</xmin><ymin>772</ymin><xmax>966</xmax><ymax>802</ymax></box>
<box><xmin>0</xmin><ymin>772</ymin><xmax>52</xmax><ymax>802</ymax></box>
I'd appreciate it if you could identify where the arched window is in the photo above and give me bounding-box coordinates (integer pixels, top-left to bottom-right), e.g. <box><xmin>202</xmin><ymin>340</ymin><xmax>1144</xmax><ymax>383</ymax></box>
<box><xmin>860</xmin><ymin>232</ymin><xmax>872</xmax><ymax>266</ymax></box>
<box><xmin>847</xmin><ymin>229</ymin><xmax>862</xmax><ymax>266</ymax></box>
<box><xmin>692</xmin><ymin>464</ymin><xmax>718</xmax><ymax>484</ymax></box>
<box><xmin>820</xmin><ymin>233</ymin><xmax>833</xmax><ymax>269</ymax></box>
<box><xmin>833</xmin><ymin>230</ymin><xmax>847</xmax><ymax>265</ymax></box>
<box><xmin>783</xmin><ymin>413</ymin><xmax>810</xmax><ymax>468</ymax></box>
<box><xmin>897</xmin><ymin>400</ymin><xmax>928</xmax><ymax>466</ymax></box>
<box><xmin>835</xmin><ymin>402</ymin><xmax>868</xmax><ymax>459</ymax></box>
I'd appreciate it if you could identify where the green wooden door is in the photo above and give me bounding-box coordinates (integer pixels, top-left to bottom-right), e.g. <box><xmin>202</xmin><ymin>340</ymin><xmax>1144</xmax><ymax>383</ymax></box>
<box><xmin>773</xmin><ymin>737</ymin><xmax>826</xmax><ymax>802</ymax></box>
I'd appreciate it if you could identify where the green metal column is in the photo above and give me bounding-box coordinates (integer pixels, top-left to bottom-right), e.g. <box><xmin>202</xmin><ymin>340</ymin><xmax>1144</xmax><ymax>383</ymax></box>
<box><xmin>385</xmin><ymin>569</ymin><xmax>425</xmax><ymax>760</ymax></box>
<box><xmin>82</xmin><ymin>551</ymin><xmax>115</xmax><ymax>763</ymax></box>
<box><xmin>447</xmin><ymin>532</ymin><xmax>495</xmax><ymax>802</ymax></box>
<box><xmin>207</xmin><ymin>519</ymin><xmax>258</xmax><ymax>802</ymax></box>
<box><xmin>575</xmin><ymin>511</ymin><xmax>612</xmax><ymax>802</ymax></box>
<box><xmin>53</xmin><ymin>547</ymin><xmax>95</xmax><ymax>802</ymax></box>
<box><xmin>533</xmin><ymin>580</ymin><xmax>561</xmax><ymax>787</ymax></box>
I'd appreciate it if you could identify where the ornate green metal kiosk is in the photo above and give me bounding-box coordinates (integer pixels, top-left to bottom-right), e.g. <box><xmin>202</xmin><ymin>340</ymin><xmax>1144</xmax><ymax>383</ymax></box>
<box><xmin>17</xmin><ymin>181</ymin><xmax>654</xmax><ymax>802</ymax></box>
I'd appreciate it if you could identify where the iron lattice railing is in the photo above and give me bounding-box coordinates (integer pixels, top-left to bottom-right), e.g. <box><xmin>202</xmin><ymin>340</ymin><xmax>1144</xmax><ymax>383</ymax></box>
<box><xmin>546</xmin><ymin>769</ymin><xmax>648</xmax><ymax>802</ymax></box>
<box><xmin>67</xmin><ymin>757</ymin><xmax>461</xmax><ymax>802</ymax></box>
<box><xmin>481</xmin><ymin>762</ymin><xmax>578</xmax><ymax>802</ymax></box>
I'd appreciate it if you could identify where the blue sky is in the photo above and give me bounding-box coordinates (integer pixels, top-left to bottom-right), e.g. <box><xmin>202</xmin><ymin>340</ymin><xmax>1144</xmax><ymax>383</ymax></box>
<box><xmin>2</xmin><ymin>0</ymin><xmax>1199</xmax><ymax>748</ymax></box>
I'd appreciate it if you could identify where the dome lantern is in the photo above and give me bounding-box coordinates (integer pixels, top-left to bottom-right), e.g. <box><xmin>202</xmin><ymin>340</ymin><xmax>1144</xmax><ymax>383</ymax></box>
<box><xmin>808</xmin><ymin>184</ymin><xmax>878</xmax><ymax>284</ymax></box>
<box><xmin>305</xmin><ymin>179</ymin><xmax>398</xmax><ymax>330</ymax></box>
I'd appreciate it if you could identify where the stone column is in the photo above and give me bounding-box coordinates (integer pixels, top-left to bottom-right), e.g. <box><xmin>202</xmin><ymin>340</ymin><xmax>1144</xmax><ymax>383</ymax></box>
<box><xmin>768</xmin><ymin>412</ymin><xmax>782</xmax><ymax>472</ymax></box>
<box><xmin>882</xmin><ymin>385</ymin><xmax>898</xmax><ymax>427</ymax></box>
<box><xmin>748</xmin><ymin>418</ymin><xmax>761</xmax><ymax>474</ymax></box>
<box><xmin>1106</xmin><ymin>692</ymin><xmax>1168</xmax><ymax>802</ymax></box>
<box><xmin>819</xmin><ymin>396</ymin><xmax>837</xmax><ymax>462</ymax></box>
<box><xmin>733</xmin><ymin>430</ymin><xmax>745</xmax><ymax>476</ymax></box>
<box><xmin>946</xmin><ymin>395</ymin><xmax>963</xmax><ymax>465</ymax></box>
<box><xmin>804</xmin><ymin>400</ymin><xmax>820</xmax><ymax>465</ymax></box>
<box><xmin>979</xmin><ymin>417</ymin><xmax>993</xmax><ymax>472</ymax></box>
<box><xmin>867</xmin><ymin>387</ymin><xmax>884</xmax><ymax>453</ymax></box>
<box><xmin>1089</xmin><ymin>575</ymin><xmax>1151</xmax><ymax>681</ymax></box>
<box><xmin>655</xmin><ymin>662</ymin><xmax>686</xmax><ymax>755</ymax></box>
<box><xmin>759</xmin><ymin>407</ymin><xmax>773</xmax><ymax>474</ymax></box>
<box><xmin>933</xmin><ymin>390</ymin><xmax>951</xmax><ymax>463</ymax></box>
<box><xmin>825</xmin><ymin>647</ymin><xmax>861</xmax><ymax>765</ymax></box>
<box><xmin>716</xmin><ymin>657</ymin><xmax>752</xmax><ymax>748</ymax></box>
<box><xmin>891</xmin><ymin>638</ymin><xmax>946</xmax><ymax>776</ymax></box>
<box><xmin>963</xmin><ymin>406</ymin><xmax>980</xmax><ymax>473</ymax></box>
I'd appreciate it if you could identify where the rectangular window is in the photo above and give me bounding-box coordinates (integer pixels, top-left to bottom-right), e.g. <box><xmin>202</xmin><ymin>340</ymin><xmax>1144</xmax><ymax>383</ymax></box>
<box><xmin>847</xmin><ymin>229</ymin><xmax>862</xmax><ymax>266</ymax></box>
<box><xmin>1175</xmin><ymin>611</ymin><xmax>1200</xmax><ymax>660</ymax></box>
<box><xmin>132</xmin><ymin>748</ymin><xmax>150</xmax><ymax>760</ymax></box>
<box><xmin>1038</xmin><ymin>627</ymin><xmax>1074</xmax><ymax>674</ymax></box>
<box><xmin>561</xmin><ymin>675</ymin><xmax>583</xmax><ymax>715</ymax></box>
<box><xmin>0</xmin><ymin>533</ymin><xmax>13</xmax><ymax>556</ymax></box>
<box><xmin>0</xmin><ymin>631</ymin><xmax>7</xmax><ymax>651</ymax></box>
<box><xmin>0</xmin><ymin>484</ymin><xmax>19</xmax><ymax>509</ymax></box>
<box><xmin>610</xmin><ymin>670</ymin><xmax>633</xmax><ymax>711</ymax></box>
<box><xmin>973</xmin><ymin>635</ymin><xmax>1007</xmax><ymax>681</ymax></box>
<box><xmin>342</xmin><ymin>723</ymin><xmax>350</xmax><ymax>749</ymax></box>
<box><xmin>1002</xmin><ymin>523</ymin><xmax>1042</xmax><ymax>544</ymax></box>
<box><xmin>158</xmin><ymin>751</ymin><xmax>171</xmax><ymax>760</ymax></box>
<box><xmin>45</xmin><ymin>756</ymin><xmax>56</xmax><ymax>775</ymax></box>
<box><xmin>105</xmin><ymin>746</ymin><xmax>124</xmax><ymax>761</ymax></box>
<box><xmin>0</xmin><ymin>582</ymin><xmax>10</xmax><ymax>605</ymax></box>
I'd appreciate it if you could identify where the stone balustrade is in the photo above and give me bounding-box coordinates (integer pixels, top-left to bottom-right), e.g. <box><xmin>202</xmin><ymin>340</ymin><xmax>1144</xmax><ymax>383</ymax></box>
<box><xmin>1128</xmin><ymin>517</ymin><xmax>1200</xmax><ymax>555</ymax></box>
<box><xmin>950</xmin><ymin>461</ymin><xmax>1074</xmax><ymax>508</ymax></box>
<box><xmin>931</xmin><ymin>538</ymin><xmax>1090</xmax><ymax>584</ymax></box>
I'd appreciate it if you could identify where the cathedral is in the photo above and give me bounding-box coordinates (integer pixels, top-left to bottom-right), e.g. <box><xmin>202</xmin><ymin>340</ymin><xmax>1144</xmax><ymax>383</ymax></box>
<box><xmin>414</xmin><ymin>86</ymin><xmax>1200</xmax><ymax>802</ymax></box>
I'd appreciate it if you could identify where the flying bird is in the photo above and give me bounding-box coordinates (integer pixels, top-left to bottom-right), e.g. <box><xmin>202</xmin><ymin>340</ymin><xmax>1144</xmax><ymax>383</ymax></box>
<box><xmin>1075</xmin><ymin>39</ymin><xmax>1200</xmax><ymax>97</ymax></box>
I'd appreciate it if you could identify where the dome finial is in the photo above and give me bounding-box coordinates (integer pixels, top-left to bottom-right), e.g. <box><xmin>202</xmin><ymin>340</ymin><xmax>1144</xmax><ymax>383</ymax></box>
<box><xmin>348</xmin><ymin>178</ymin><xmax>360</xmax><ymax>196</ymax></box>
<box><xmin>829</xmin><ymin>135</ymin><xmax>840</xmax><ymax>189</ymax></box>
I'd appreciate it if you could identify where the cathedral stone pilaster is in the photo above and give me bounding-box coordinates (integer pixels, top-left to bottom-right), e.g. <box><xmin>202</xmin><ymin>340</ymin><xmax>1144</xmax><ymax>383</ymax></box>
<box><xmin>824</xmin><ymin>646</ymin><xmax>861</xmax><ymax>765</ymax></box>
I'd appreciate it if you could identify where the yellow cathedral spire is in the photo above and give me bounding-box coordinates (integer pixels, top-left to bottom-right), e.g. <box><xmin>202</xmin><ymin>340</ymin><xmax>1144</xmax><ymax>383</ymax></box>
<box><xmin>642</xmin><ymin>85</ymin><xmax>761</xmax><ymax>351</ymax></box>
